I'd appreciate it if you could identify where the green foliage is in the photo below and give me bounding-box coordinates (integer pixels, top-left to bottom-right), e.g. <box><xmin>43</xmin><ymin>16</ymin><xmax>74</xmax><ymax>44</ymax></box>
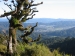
<box><xmin>23</xmin><ymin>43</ymin><xmax>52</xmax><ymax>56</ymax></box>
<box><xmin>11</xmin><ymin>18</ymin><xmax>19</xmax><ymax>25</ymax></box>
<box><xmin>25</xmin><ymin>36</ymin><xmax>32</xmax><ymax>41</ymax></box>
<box><xmin>0</xmin><ymin>44</ymin><xmax>7</xmax><ymax>53</ymax></box>
<box><xmin>53</xmin><ymin>49</ymin><xmax>70</xmax><ymax>56</ymax></box>
<box><xmin>0</xmin><ymin>35</ymin><xmax>4</xmax><ymax>43</ymax></box>
<box><xmin>16</xmin><ymin>43</ymin><xmax>25</xmax><ymax>55</ymax></box>
<box><xmin>17</xmin><ymin>43</ymin><xmax>53</xmax><ymax>56</ymax></box>
<box><xmin>16</xmin><ymin>43</ymin><xmax>70</xmax><ymax>56</ymax></box>
<box><xmin>0</xmin><ymin>34</ymin><xmax>7</xmax><ymax>45</ymax></box>
<box><xmin>53</xmin><ymin>49</ymin><xmax>62</xmax><ymax>56</ymax></box>
<box><xmin>50</xmin><ymin>37</ymin><xmax>75</xmax><ymax>55</ymax></box>
<box><xmin>39</xmin><ymin>37</ymin><xmax>75</xmax><ymax>55</ymax></box>
<box><xmin>0</xmin><ymin>36</ymin><xmax>71</xmax><ymax>56</ymax></box>
<box><xmin>0</xmin><ymin>34</ymin><xmax>7</xmax><ymax>55</ymax></box>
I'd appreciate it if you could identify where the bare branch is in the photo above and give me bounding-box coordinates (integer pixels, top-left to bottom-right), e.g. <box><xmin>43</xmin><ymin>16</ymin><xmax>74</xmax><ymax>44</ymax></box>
<box><xmin>2</xmin><ymin>8</ymin><xmax>6</xmax><ymax>13</ymax></box>
<box><xmin>32</xmin><ymin>34</ymin><xmax>41</xmax><ymax>42</ymax></box>
<box><xmin>1</xmin><ymin>8</ymin><xmax>10</xmax><ymax>20</ymax></box>
<box><xmin>22</xmin><ymin>34</ymin><xmax>41</xmax><ymax>43</ymax></box>
<box><xmin>18</xmin><ymin>26</ymin><xmax>31</xmax><ymax>31</ymax></box>
<box><xmin>21</xmin><ymin>13</ymin><xmax>35</xmax><ymax>22</ymax></box>
<box><xmin>6</xmin><ymin>16</ymin><xmax>10</xmax><ymax>20</ymax></box>
<box><xmin>29</xmin><ymin>9</ymin><xmax>38</xmax><ymax>16</ymax></box>
<box><xmin>3</xmin><ymin>0</ymin><xmax>8</xmax><ymax>1</ymax></box>
<box><xmin>21</xmin><ymin>16</ymin><xmax>27</xmax><ymax>22</ymax></box>
<box><xmin>4</xmin><ymin>3</ymin><xmax>12</xmax><ymax>10</ymax></box>
<box><xmin>0</xmin><ymin>11</ymin><xmax>16</xmax><ymax>17</ymax></box>
<box><xmin>31</xmin><ymin>7</ymin><xmax>36</xmax><ymax>10</ymax></box>
<box><xmin>16</xmin><ymin>0</ymin><xmax>25</xmax><ymax>13</ymax></box>
<box><xmin>11</xmin><ymin>0</ymin><xmax>16</xmax><ymax>8</ymax></box>
<box><xmin>20</xmin><ymin>30</ymin><xmax>40</xmax><ymax>43</ymax></box>
<box><xmin>30</xmin><ymin>2</ymin><xmax>43</xmax><ymax>6</ymax></box>
<box><xmin>26</xmin><ymin>14</ymin><xmax>35</xmax><ymax>20</ymax></box>
<box><xmin>31</xmin><ymin>0</ymin><xmax>34</xmax><ymax>3</ymax></box>
<box><xmin>20</xmin><ymin>8</ymin><xmax>31</xmax><ymax>16</ymax></box>
<box><xmin>21</xmin><ymin>22</ymin><xmax>38</xmax><ymax>37</ymax></box>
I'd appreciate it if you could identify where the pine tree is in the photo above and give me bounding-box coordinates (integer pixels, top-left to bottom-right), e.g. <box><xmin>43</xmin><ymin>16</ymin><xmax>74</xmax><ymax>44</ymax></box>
<box><xmin>0</xmin><ymin>0</ymin><xmax>43</xmax><ymax>55</ymax></box>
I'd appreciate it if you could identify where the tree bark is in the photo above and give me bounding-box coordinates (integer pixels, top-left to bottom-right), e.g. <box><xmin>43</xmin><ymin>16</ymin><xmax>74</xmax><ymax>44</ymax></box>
<box><xmin>7</xmin><ymin>27</ymin><xmax>17</xmax><ymax>56</ymax></box>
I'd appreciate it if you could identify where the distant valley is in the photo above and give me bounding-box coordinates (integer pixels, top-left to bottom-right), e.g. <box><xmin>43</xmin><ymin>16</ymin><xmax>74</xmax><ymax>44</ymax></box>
<box><xmin>0</xmin><ymin>18</ymin><xmax>75</xmax><ymax>38</ymax></box>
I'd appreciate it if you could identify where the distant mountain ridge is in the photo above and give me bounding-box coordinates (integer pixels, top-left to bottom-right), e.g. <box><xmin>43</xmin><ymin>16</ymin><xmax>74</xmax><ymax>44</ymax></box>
<box><xmin>26</xmin><ymin>18</ymin><xmax>75</xmax><ymax>23</ymax></box>
<box><xmin>0</xmin><ymin>18</ymin><xmax>75</xmax><ymax>37</ymax></box>
<box><xmin>0</xmin><ymin>18</ymin><xmax>75</xmax><ymax>23</ymax></box>
<box><xmin>45</xmin><ymin>27</ymin><xmax>75</xmax><ymax>37</ymax></box>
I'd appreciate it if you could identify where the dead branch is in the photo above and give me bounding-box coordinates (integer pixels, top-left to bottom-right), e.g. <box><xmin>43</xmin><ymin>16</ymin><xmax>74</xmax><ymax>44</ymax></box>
<box><xmin>27</xmin><ymin>14</ymin><xmax>35</xmax><ymax>20</ymax></box>
<box><xmin>0</xmin><ymin>11</ymin><xmax>16</xmax><ymax>17</ymax></box>
<box><xmin>21</xmin><ymin>22</ymin><xmax>38</xmax><ymax>37</ymax></box>
<box><xmin>30</xmin><ymin>2</ymin><xmax>43</xmax><ymax>6</ymax></box>
<box><xmin>4</xmin><ymin>3</ymin><xmax>12</xmax><ymax>10</ymax></box>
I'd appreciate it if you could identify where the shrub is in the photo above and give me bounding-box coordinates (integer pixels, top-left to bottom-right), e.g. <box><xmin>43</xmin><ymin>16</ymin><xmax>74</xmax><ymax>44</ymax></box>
<box><xmin>17</xmin><ymin>43</ymin><xmax>53</xmax><ymax>56</ymax></box>
<box><xmin>0</xmin><ymin>44</ymin><xmax>7</xmax><ymax>53</ymax></box>
<box><xmin>14</xmin><ymin>43</ymin><xmax>71</xmax><ymax>56</ymax></box>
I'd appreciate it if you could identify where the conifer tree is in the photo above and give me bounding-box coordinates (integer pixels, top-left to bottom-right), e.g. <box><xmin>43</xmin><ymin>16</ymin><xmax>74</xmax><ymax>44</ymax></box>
<box><xmin>0</xmin><ymin>0</ymin><xmax>43</xmax><ymax>55</ymax></box>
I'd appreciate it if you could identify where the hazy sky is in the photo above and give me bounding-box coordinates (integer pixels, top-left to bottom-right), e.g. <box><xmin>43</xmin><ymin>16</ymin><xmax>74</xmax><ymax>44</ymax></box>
<box><xmin>35</xmin><ymin>0</ymin><xmax>75</xmax><ymax>19</ymax></box>
<box><xmin>0</xmin><ymin>0</ymin><xmax>75</xmax><ymax>19</ymax></box>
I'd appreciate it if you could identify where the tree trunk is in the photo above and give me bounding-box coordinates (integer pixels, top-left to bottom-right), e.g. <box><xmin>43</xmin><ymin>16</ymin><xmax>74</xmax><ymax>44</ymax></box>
<box><xmin>11</xmin><ymin>28</ymin><xmax>17</xmax><ymax>52</ymax></box>
<box><xmin>7</xmin><ymin>27</ymin><xmax>17</xmax><ymax>56</ymax></box>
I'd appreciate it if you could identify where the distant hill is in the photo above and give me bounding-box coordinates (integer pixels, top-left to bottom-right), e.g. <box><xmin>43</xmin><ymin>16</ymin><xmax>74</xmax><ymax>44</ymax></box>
<box><xmin>49</xmin><ymin>21</ymin><xmax>75</xmax><ymax>28</ymax></box>
<box><xmin>0</xmin><ymin>18</ymin><xmax>75</xmax><ymax>37</ymax></box>
<box><xmin>26</xmin><ymin>18</ymin><xmax>75</xmax><ymax>23</ymax></box>
<box><xmin>46</xmin><ymin>27</ymin><xmax>75</xmax><ymax>37</ymax></box>
<box><xmin>1</xmin><ymin>18</ymin><xmax>75</xmax><ymax>23</ymax></box>
<box><xmin>0</xmin><ymin>22</ymin><xmax>8</xmax><ymax>31</ymax></box>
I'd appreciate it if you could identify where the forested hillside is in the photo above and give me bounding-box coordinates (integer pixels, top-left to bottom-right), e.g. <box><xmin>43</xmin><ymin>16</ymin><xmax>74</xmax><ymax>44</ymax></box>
<box><xmin>0</xmin><ymin>33</ymin><xmax>71</xmax><ymax>56</ymax></box>
<box><xmin>1</xmin><ymin>20</ymin><xmax>75</xmax><ymax>37</ymax></box>
<box><xmin>39</xmin><ymin>37</ymin><xmax>75</xmax><ymax>55</ymax></box>
<box><xmin>0</xmin><ymin>19</ymin><xmax>75</xmax><ymax>55</ymax></box>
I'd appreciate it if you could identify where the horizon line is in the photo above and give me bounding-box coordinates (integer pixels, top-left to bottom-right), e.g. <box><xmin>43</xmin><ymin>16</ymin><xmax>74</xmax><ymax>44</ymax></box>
<box><xmin>0</xmin><ymin>17</ymin><xmax>75</xmax><ymax>19</ymax></box>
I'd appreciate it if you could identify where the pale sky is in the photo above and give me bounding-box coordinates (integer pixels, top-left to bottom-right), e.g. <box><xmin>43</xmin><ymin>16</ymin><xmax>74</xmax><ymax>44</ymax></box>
<box><xmin>0</xmin><ymin>0</ymin><xmax>75</xmax><ymax>19</ymax></box>
<box><xmin>34</xmin><ymin>0</ymin><xmax>75</xmax><ymax>19</ymax></box>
